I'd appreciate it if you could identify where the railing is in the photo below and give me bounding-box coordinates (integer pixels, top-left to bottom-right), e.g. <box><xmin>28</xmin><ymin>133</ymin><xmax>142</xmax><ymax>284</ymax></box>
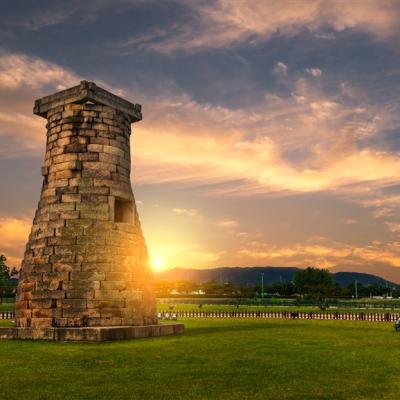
<box><xmin>0</xmin><ymin>312</ymin><xmax>15</xmax><ymax>320</ymax></box>
<box><xmin>2</xmin><ymin>310</ymin><xmax>398</xmax><ymax>322</ymax></box>
<box><xmin>158</xmin><ymin>310</ymin><xmax>400</xmax><ymax>322</ymax></box>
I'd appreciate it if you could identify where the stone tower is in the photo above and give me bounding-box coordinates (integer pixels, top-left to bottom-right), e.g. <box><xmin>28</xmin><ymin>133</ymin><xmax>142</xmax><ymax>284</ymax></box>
<box><xmin>12</xmin><ymin>81</ymin><xmax>183</xmax><ymax>341</ymax></box>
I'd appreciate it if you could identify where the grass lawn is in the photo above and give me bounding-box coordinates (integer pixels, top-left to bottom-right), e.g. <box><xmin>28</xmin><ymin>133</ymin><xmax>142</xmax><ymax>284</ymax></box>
<box><xmin>0</xmin><ymin>318</ymin><xmax>400</xmax><ymax>399</ymax></box>
<box><xmin>0</xmin><ymin>302</ymin><xmax>15</xmax><ymax>312</ymax></box>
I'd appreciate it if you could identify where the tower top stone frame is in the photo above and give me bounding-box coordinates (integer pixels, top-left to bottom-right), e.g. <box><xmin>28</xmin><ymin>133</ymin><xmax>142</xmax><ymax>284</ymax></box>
<box><xmin>34</xmin><ymin>80</ymin><xmax>143</xmax><ymax>122</ymax></box>
<box><xmin>2</xmin><ymin>81</ymin><xmax>184</xmax><ymax>342</ymax></box>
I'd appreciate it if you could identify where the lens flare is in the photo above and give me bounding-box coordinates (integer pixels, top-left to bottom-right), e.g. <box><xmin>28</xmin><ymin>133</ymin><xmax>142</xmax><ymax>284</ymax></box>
<box><xmin>151</xmin><ymin>255</ymin><xmax>167</xmax><ymax>271</ymax></box>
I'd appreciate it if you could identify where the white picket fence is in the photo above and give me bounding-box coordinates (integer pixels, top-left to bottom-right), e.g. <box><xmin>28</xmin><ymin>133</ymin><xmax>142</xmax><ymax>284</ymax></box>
<box><xmin>0</xmin><ymin>312</ymin><xmax>15</xmax><ymax>320</ymax></box>
<box><xmin>158</xmin><ymin>310</ymin><xmax>400</xmax><ymax>322</ymax></box>
<box><xmin>2</xmin><ymin>310</ymin><xmax>398</xmax><ymax>323</ymax></box>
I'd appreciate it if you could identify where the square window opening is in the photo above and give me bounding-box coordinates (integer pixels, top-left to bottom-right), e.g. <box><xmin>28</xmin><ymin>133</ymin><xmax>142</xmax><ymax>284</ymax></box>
<box><xmin>114</xmin><ymin>198</ymin><xmax>133</xmax><ymax>223</ymax></box>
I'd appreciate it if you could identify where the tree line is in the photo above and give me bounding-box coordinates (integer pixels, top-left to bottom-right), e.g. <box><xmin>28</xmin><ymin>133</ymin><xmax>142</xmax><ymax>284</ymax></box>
<box><xmin>156</xmin><ymin>267</ymin><xmax>400</xmax><ymax>300</ymax></box>
<box><xmin>0</xmin><ymin>254</ymin><xmax>18</xmax><ymax>303</ymax></box>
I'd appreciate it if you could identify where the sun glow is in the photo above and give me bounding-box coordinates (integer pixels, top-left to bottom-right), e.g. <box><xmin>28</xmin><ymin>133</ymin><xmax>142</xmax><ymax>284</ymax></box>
<box><xmin>151</xmin><ymin>255</ymin><xmax>167</xmax><ymax>271</ymax></box>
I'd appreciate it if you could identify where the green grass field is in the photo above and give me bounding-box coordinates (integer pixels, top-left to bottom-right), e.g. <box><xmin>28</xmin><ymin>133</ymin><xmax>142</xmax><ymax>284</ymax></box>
<box><xmin>0</xmin><ymin>302</ymin><xmax>15</xmax><ymax>312</ymax></box>
<box><xmin>0</xmin><ymin>318</ymin><xmax>400</xmax><ymax>399</ymax></box>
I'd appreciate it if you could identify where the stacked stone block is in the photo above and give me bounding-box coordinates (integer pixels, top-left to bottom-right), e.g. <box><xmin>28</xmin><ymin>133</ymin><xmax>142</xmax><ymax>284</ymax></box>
<box><xmin>16</xmin><ymin>81</ymin><xmax>156</xmax><ymax>330</ymax></box>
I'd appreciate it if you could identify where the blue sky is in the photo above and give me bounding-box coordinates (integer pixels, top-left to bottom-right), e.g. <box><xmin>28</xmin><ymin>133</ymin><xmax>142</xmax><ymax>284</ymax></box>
<box><xmin>1</xmin><ymin>0</ymin><xmax>400</xmax><ymax>281</ymax></box>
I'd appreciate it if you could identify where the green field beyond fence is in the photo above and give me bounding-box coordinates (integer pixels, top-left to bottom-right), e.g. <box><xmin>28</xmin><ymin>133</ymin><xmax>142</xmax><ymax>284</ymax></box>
<box><xmin>3</xmin><ymin>298</ymin><xmax>400</xmax><ymax>314</ymax></box>
<box><xmin>0</xmin><ymin>301</ymin><xmax>15</xmax><ymax>312</ymax></box>
<box><xmin>157</xmin><ymin>300</ymin><xmax>400</xmax><ymax>314</ymax></box>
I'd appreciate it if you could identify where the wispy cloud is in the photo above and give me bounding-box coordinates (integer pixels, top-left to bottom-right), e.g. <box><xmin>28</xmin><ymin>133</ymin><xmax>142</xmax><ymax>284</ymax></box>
<box><xmin>134</xmin><ymin>74</ymin><xmax>400</xmax><ymax>202</ymax></box>
<box><xmin>236</xmin><ymin>236</ymin><xmax>400</xmax><ymax>269</ymax></box>
<box><xmin>216</xmin><ymin>220</ymin><xmax>239</xmax><ymax>229</ymax></box>
<box><xmin>273</xmin><ymin>61</ymin><xmax>288</xmax><ymax>76</ymax></box>
<box><xmin>305</xmin><ymin>67</ymin><xmax>322</xmax><ymax>77</ymax></box>
<box><xmin>353</xmin><ymin>191</ymin><xmax>400</xmax><ymax>222</ymax></box>
<box><xmin>0</xmin><ymin>216</ymin><xmax>31</xmax><ymax>267</ymax></box>
<box><xmin>0</xmin><ymin>0</ymin><xmax>118</xmax><ymax>31</ymax></box>
<box><xmin>3</xmin><ymin>50</ymin><xmax>398</xmax><ymax>201</ymax></box>
<box><xmin>0</xmin><ymin>51</ymin><xmax>125</xmax><ymax>158</ymax></box>
<box><xmin>171</xmin><ymin>208</ymin><xmax>239</xmax><ymax>230</ymax></box>
<box><xmin>0</xmin><ymin>51</ymin><xmax>82</xmax><ymax>157</ymax></box>
<box><xmin>386</xmin><ymin>222</ymin><xmax>400</xmax><ymax>233</ymax></box>
<box><xmin>121</xmin><ymin>0</ymin><xmax>400</xmax><ymax>53</ymax></box>
<box><xmin>0</xmin><ymin>51</ymin><xmax>79</xmax><ymax>90</ymax></box>
<box><xmin>172</xmin><ymin>208</ymin><xmax>200</xmax><ymax>218</ymax></box>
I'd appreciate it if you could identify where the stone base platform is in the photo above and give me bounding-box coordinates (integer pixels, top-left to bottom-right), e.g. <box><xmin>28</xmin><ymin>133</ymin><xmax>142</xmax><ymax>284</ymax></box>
<box><xmin>0</xmin><ymin>324</ymin><xmax>184</xmax><ymax>342</ymax></box>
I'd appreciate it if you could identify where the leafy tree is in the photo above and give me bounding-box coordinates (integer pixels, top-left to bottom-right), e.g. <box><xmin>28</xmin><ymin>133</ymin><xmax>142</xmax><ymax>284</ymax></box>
<box><xmin>0</xmin><ymin>254</ymin><xmax>18</xmax><ymax>303</ymax></box>
<box><xmin>294</xmin><ymin>267</ymin><xmax>334</xmax><ymax>305</ymax></box>
<box><xmin>0</xmin><ymin>254</ymin><xmax>10</xmax><ymax>282</ymax></box>
<box><xmin>269</xmin><ymin>282</ymin><xmax>295</xmax><ymax>297</ymax></box>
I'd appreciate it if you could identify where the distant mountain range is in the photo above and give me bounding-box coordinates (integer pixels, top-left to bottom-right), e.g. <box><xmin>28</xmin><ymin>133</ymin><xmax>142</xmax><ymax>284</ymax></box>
<box><xmin>155</xmin><ymin>267</ymin><xmax>400</xmax><ymax>288</ymax></box>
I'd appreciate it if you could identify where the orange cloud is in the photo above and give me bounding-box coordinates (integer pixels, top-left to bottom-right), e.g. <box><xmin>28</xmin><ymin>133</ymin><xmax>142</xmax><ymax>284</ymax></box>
<box><xmin>0</xmin><ymin>52</ymin><xmax>79</xmax><ymax>90</ymax></box>
<box><xmin>133</xmin><ymin>79</ymin><xmax>400</xmax><ymax>199</ymax></box>
<box><xmin>0</xmin><ymin>111</ymin><xmax>45</xmax><ymax>157</ymax></box>
<box><xmin>0</xmin><ymin>52</ymin><xmax>127</xmax><ymax>158</ymax></box>
<box><xmin>236</xmin><ymin>236</ymin><xmax>400</xmax><ymax>270</ymax></box>
<box><xmin>386</xmin><ymin>223</ymin><xmax>400</xmax><ymax>233</ymax></box>
<box><xmin>123</xmin><ymin>0</ymin><xmax>399</xmax><ymax>52</ymax></box>
<box><xmin>354</xmin><ymin>193</ymin><xmax>400</xmax><ymax>220</ymax></box>
<box><xmin>2</xmin><ymin>51</ymin><xmax>398</xmax><ymax>201</ymax></box>
<box><xmin>216</xmin><ymin>220</ymin><xmax>239</xmax><ymax>229</ymax></box>
<box><xmin>0</xmin><ymin>52</ymin><xmax>81</xmax><ymax>157</ymax></box>
<box><xmin>172</xmin><ymin>208</ymin><xmax>200</xmax><ymax>217</ymax></box>
<box><xmin>0</xmin><ymin>216</ymin><xmax>31</xmax><ymax>267</ymax></box>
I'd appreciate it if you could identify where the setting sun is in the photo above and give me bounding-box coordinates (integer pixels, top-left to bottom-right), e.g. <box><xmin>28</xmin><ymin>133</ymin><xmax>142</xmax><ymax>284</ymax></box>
<box><xmin>151</xmin><ymin>255</ymin><xmax>167</xmax><ymax>271</ymax></box>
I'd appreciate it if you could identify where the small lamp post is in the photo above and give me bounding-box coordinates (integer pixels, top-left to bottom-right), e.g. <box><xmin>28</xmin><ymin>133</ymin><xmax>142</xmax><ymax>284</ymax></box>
<box><xmin>261</xmin><ymin>272</ymin><xmax>265</xmax><ymax>303</ymax></box>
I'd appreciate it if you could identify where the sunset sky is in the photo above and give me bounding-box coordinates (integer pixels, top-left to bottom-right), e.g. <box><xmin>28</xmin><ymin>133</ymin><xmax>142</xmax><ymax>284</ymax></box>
<box><xmin>1</xmin><ymin>1</ymin><xmax>400</xmax><ymax>281</ymax></box>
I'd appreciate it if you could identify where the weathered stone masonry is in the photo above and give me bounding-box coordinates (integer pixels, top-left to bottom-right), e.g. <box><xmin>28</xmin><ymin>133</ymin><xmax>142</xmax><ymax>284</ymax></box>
<box><xmin>15</xmin><ymin>81</ymin><xmax>157</xmax><ymax>330</ymax></box>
